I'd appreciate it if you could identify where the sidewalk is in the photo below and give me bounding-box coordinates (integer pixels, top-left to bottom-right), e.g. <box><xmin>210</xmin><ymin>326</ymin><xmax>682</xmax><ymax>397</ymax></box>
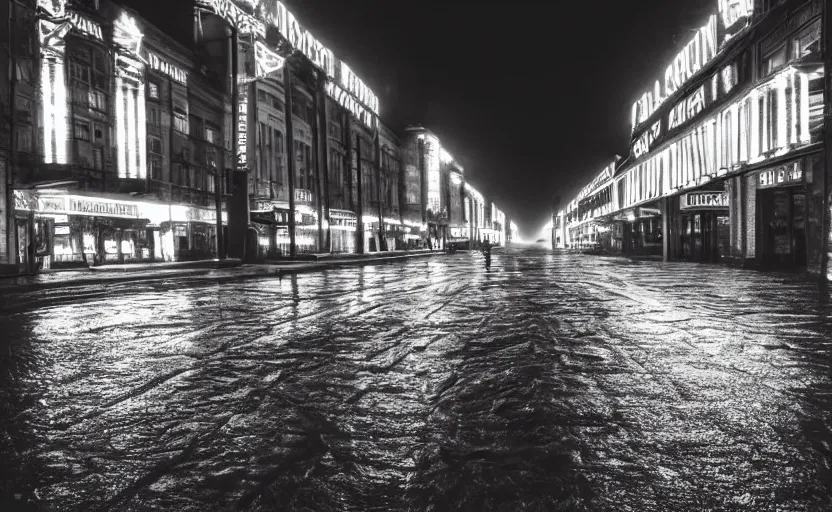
<box><xmin>0</xmin><ymin>250</ymin><xmax>445</xmax><ymax>292</ymax></box>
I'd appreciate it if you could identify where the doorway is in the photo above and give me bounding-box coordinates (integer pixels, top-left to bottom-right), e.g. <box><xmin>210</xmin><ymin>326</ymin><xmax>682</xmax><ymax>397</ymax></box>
<box><xmin>758</xmin><ymin>187</ymin><xmax>806</xmax><ymax>268</ymax></box>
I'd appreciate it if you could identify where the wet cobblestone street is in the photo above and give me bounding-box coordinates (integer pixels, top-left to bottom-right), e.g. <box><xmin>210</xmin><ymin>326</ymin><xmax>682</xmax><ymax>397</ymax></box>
<box><xmin>2</xmin><ymin>247</ymin><xmax>832</xmax><ymax>511</ymax></box>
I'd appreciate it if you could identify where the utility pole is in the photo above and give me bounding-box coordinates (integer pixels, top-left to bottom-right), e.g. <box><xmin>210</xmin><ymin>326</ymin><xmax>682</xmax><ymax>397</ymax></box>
<box><xmin>355</xmin><ymin>135</ymin><xmax>364</xmax><ymax>253</ymax></box>
<box><xmin>374</xmin><ymin>123</ymin><xmax>384</xmax><ymax>251</ymax></box>
<box><xmin>6</xmin><ymin>0</ymin><xmax>19</xmax><ymax>267</ymax></box>
<box><xmin>283</xmin><ymin>63</ymin><xmax>296</xmax><ymax>259</ymax></box>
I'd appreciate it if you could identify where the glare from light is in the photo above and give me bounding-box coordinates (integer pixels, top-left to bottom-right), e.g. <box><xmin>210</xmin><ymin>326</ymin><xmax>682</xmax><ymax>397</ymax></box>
<box><xmin>116</xmin><ymin>77</ymin><xmax>126</xmax><ymax>177</ymax></box>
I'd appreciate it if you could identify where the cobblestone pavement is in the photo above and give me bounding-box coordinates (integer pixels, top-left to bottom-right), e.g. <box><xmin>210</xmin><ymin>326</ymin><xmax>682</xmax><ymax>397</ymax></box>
<box><xmin>1</xmin><ymin>246</ymin><xmax>831</xmax><ymax>511</ymax></box>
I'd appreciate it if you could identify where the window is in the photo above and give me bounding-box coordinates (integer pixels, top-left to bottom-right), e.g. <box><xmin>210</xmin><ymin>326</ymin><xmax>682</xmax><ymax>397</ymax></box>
<box><xmin>173</xmin><ymin>109</ymin><xmax>188</xmax><ymax>134</ymax></box>
<box><xmin>74</xmin><ymin>119</ymin><xmax>91</xmax><ymax>140</ymax></box>
<box><xmin>70</xmin><ymin>61</ymin><xmax>90</xmax><ymax>84</ymax></box>
<box><xmin>72</xmin><ymin>84</ymin><xmax>89</xmax><ymax>106</ymax></box>
<box><xmin>764</xmin><ymin>45</ymin><xmax>787</xmax><ymax>75</ymax></box>
<box><xmin>93</xmin><ymin>123</ymin><xmax>105</xmax><ymax>144</ymax></box>
<box><xmin>257</xmin><ymin>89</ymin><xmax>285</xmax><ymax>111</ymax></box>
<box><xmin>150</xmin><ymin>155</ymin><xmax>162</xmax><ymax>180</ymax></box>
<box><xmin>792</xmin><ymin>21</ymin><xmax>821</xmax><ymax>60</ymax></box>
<box><xmin>205</xmin><ymin>123</ymin><xmax>220</xmax><ymax>145</ymax></box>
<box><xmin>328</xmin><ymin>120</ymin><xmax>341</xmax><ymax>141</ymax></box>
<box><xmin>89</xmin><ymin>90</ymin><xmax>106</xmax><ymax>111</ymax></box>
<box><xmin>92</xmin><ymin>148</ymin><xmax>103</xmax><ymax>170</ymax></box>
<box><xmin>92</xmin><ymin>50</ymin><xmax>107</xmax><ymax>88</ymax></box>
<box><xmin>15</xmin><ymin>127</ymin><xmax>33</xmax><ymax>152</ymax></box>
<box><xmin>189</xmin><ymin>115</ymin><xmax>203</xmax><ymax>139</ymax></box>
<box><xmin>148</xmin><ymin>82</ymin><xmax>160</xmax><ymax>100</ymax></box>
<box><xmin>148</xmin><ymin>106</ymin><xmax>161</xmax><ymax>126</ymax></box>
<box><xmin>149</xmin><ymin>136</ymin><xmax>163</xmax><ymax>155</ymax></box>
<box><xmin>275</xmin><ymin>130</ymin><xmax>284</xmax><ymax>185</ymax></box>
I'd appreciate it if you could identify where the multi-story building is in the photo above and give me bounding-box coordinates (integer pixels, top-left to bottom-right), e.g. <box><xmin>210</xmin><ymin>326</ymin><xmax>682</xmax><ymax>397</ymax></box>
<box><xmin>560</xmin><ymin>0</ymin><xmax>829</xmax><ymax>277</ymax></box>
<box><xmin>402</xmin><ymin>126</ymin><xmax>465</xmax><ymax>250</ymax></box>
<box><xmin>378</xmin><ymin>123</ymin><xmax>404</xmax><ymax>250</ymax></box>
<box><xmin>4</xmin><ymin>0</ymin><xmax>229</xmax><ymax>273</ymax></box>
<box><xmin>1</xmin><ymin>0</ymin><xmax>512</xmax><ymax>272</ymax></box>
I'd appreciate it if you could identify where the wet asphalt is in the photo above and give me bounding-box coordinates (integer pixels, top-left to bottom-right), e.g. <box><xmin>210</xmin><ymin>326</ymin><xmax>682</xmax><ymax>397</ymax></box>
<box><xmin>1</xmin><ymin>246</ymin><xmax>831</xmax><ymax>511</ymax></box>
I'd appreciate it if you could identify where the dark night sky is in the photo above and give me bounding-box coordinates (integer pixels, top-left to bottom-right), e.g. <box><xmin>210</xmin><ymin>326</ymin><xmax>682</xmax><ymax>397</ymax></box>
<box><xmin>131</xmin><ymin>0</ymin><xmax>716</xmax><ymax>239</ymax></box>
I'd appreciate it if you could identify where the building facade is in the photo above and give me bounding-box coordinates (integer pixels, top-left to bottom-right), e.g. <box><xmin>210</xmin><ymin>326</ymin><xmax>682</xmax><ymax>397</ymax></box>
<box><xmin>559</xmin><ymin>0</ymin><xmax>830</xmax><ymax>278</ymax></box>
<box><xmin>3</xmin><ymin>0</ymin><xmax>230</xmax><ymax>274</ymax></box>
<box><xmin>0</xmin><ymin>0</ymin><xmax>512</xmax><ymax>273</ymax></box>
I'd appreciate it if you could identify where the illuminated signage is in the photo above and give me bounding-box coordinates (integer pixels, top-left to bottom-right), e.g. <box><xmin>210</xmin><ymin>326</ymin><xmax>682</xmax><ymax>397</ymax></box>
<box><xmin>668</xmin><ymin>85</ymin><xmax>707</xmax><ymax>131</ymax></box>
<box><xmin>237</xmin><ymin>90</ymin><xmax>248</xmax><ymax>169</ymax></box>
<box><xmin>196</xmin><ymin>0</ymin><xmax>265</xmax><ymax>36</ymax></box>
<box><xmin>37</xmin><ymin>196</ymin><xmax>140</xmax><ymax>218</ymax></box>
<box><xmin>326</xmin><ymin>81</ymin><xmax>376</xmax><ymax>129</ymax></box>
<box><xmin>253</xmin><ymin>41</ymin><xmax>285</xmax><ymax>80</ymax></box>
<box><xmin>758</xmin><ymin>164</ymin><xmax>804</xmax><ymax>189</ymax></box>
<box><xmin>681</xmin><ymin>192</ymin><xmax>729</xmax><ymax>209</ymax></box>
<box><xmin>69</xmin><ymin>11</ymin><xmax>103</xmax><ymax>41</ymax></box>
<box><xmin>719</xmin><ymin>0</ymin><xmax>753</xmax><ymax>34</ymax></box>
<box><xmin>338</xmin><ymin>62</ymin><xmax>378</xmax><ymax>115</ymax></box>
<box><xmin>633</xmin><ymin>121</ymin><xmax>661</xmax><ymax>158</ymax></box>
<box><xmin>631</xmin><ymin>15</ymin><xmax>717</xmax><ymax>132</ymax></box>
<box><xmin>198</xmin><ymin>0</ymin><xmax>378</xmax><ymax>115</ymax></box>
<box><xmin>70</xmin><ymin>199</ymin><xmax>139</xmax><ymax>217</ymax></box>
<box><xmin>577</xmin><ymin>161</ymin><xmax>616</xmax><ymax>201</ymax></box>
<box><xmin>148</xmin><ymin>52</ymin><xmax>188</xmax><ymax>85</ymax></box>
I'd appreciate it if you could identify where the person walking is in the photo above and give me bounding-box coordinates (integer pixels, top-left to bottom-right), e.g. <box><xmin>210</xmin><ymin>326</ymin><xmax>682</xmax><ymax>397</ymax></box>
<box><xmin>482</xmin><ymin>239</ymin><xmax>492</xmax><ymax>270</ymax></box>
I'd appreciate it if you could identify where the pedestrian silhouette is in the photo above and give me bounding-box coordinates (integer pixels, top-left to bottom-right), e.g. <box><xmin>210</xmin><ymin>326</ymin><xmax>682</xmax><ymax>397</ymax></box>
<box><xmin>482</xmin><ymin>240</ymin><xmax>492</xmax><ymax>270</ymax></box>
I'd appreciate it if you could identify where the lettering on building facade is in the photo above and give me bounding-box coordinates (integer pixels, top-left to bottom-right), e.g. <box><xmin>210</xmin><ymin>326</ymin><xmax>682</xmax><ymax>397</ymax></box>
<box><xmin>148</xmin><ymin>51</ymin><xmax>188</xmax><ymax>85</ymax></box>
<box><xmin>633</xmin><ymin>121</ymin><xmax>662</xmax><ymax>158</ymax></box>
<box><xmin>681</xmin><ymin>191</ymin><xmax>729</xmax><ymax>209</ymax></box>
<box><xmin>758</xmin><ymin>163</ymin><xmax>804</xmax><ymax>189</ymax></box>
<box><xmin>69</xmin><ymin>11</ymin><xmax>103</xmax><ymax>41</ymax></box>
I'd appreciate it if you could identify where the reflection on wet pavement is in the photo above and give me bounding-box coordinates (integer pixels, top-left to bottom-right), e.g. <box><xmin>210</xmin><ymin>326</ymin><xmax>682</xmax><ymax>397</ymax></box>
<box><xmin>1</xmin><ymin>247</ymin><xmax>832</xmax><ymax>510</ymax></box>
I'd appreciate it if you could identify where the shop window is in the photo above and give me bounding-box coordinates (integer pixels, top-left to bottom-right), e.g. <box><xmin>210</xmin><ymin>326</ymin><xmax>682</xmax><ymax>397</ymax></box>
<box><xmin>148</xmin><ymin>81</ymin><xmax>160</xmax><ymax>100</ymax></box>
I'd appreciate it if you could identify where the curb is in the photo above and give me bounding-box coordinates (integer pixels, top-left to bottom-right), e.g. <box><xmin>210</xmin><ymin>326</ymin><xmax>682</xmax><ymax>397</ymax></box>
<box><xmin>0</xmin><ymin>251</ymin><xmax>446</xmax><ymax>293</ymax></box>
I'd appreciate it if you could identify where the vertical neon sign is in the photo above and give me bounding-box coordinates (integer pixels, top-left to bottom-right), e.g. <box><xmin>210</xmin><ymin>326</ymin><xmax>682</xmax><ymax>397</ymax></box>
<box><xmin>38</xmin><ymin>16</ymin><xmax>71</xmax><ymax>164</ymax></box>
<box><xmin>113</xmin><ymin>13</ymin><xmax>147</xmax><ymax>179</ymax></box>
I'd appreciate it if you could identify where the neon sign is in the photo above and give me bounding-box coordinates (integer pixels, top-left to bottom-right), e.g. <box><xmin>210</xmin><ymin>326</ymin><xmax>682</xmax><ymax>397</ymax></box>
<box><xmin>69</xmin><ymin>11</ymin><xmax>103</xmax><ymax>41</ymax></box>
<box><xmin>325</xmin><ymin>81</ymin><xmax>375</xmax><ymax>130</ymax></box>
<box><xmin>338</xmin><ymin>62</ymin><xmax>378</xmax><ymax>115</ymax></box>
<box><xmin>633</xmin><ymin>121</ymin><xmax>661</xmax><ymax>159</ymax></box>
<box><xmin>198</xmin><ymin>0</ymin><xmax>379</xmax><ymax>116</ymax></box>
<box><xmin>148</xmin><ymin>52</ymin><xmax>188</xmax><ymax>85</ymax></box>
<box><xmin>681</xmin><ymin>192</ymin><xmax>729</xmax><ymax>209</ymax></box>
<box><xmin>631</xmin><ymin>15</ymin><xmax>718</xmax><ymax>132</ymax></box>
<box><xmin>253</xmin><ymin>41</ymin><xmax>284</xmax><ymax>80</ymax></box>
<box><xmin>237</xmin><ymin>89</ymin><xmax>248</xmax><ymax>169</ymax></box>
<box><xmin>668</xmin><ymin>85</ymin><xmax>707</xmax><ymax>131</ymax></box>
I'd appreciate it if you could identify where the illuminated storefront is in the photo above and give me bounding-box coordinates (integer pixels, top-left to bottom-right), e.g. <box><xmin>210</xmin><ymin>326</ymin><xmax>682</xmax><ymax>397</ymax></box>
<box><xmin>14</xmin><ymin>190</ymin><xmax>226</xmax><ymax>267</ymax></box>
<box><xmin>559</xmin><ymin>0</ymin><xmax>827</xmax><ymax>274</ymax></box>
